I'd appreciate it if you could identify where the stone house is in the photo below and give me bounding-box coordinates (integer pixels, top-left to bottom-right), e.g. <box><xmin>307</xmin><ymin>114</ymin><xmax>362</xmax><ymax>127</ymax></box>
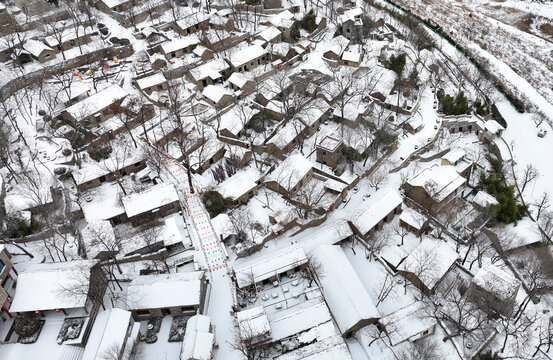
<box><xmin>316</xmin><ymin>136</ymin><xmax>343</xmax><ymax>169</ymax></box>
<box><xmin>160</xmin><ymin>35</ymin><xmax>200</xmax><ymax>60</ymax></box>
<box><xmin>469</xmin><ymin>264</ymin><xmax>520</xmax><ymax>316</ymax></box>
<box><xmin>121</xmin><ymin>183</ymin><xmax>181</xmax><ymax>227</ymax></box>
<box><xmin>228</xmin><ymin>44</ymin><xmax>267</xmax><ymax>73</ymax></box>
<box><xmin>23</xmin><ymin>40</ymin><xmax>55</xmax><ymax>63</ymax></box>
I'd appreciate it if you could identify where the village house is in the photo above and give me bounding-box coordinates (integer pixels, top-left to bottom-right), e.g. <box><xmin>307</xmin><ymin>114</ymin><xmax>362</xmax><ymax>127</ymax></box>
<box><xmin>211</xmin><ymin>213</ymin><xmax>236</xmax><ymax>242</ymax></box>
<box><xmin>72</xmin><ymin>156</ymin><xmax>147</xmax><ymax>192</ymax></box>
<box><xmin>404</xmin><ymin>164</ymin><xmax>466</xmax><ymax>213</ymax></box>
<box><xmin>160</xmin><ymin>35</ymin><xmax>200</xmax><ymax>60</ymax></box>
<box><xmin>44</xmin><ymin>26</ymin><xmax>95</xmax><ymax>54</ymax></box>
<box><xmin>180</xmin><ymin>314</ymin><xmax>215</xmax><ymax>360</ymax></box>
<box><xmin>125</xmin><ymin>271</ymin><xmax>207</xmax><ymax>320</ymax></box>
<box><xmin>342</xmin><ymin>50</ymin><xmax>362</xmax><ymax>67</ymax></box>
<box><xmin>235</xmin><ymin>306</ymin><xmax>272</xmax><ymax>344</ymax></box>
<box><xmin>398</xmin><ymin>238</ymin><xmax>458</xmax><ymax>294</ymax></box>
<box><xmin>399</xmin><ymin>207</ymin><xmax>428</xmax><ymax>237</ymax></box>
<box><xmin>193</xmin><ymin>45</ymin><xmax>214</xmax><ymax>61</ymax></box>
<box><xmin>340</xmin><ymin>8</ymin><xmax>364</xmax><ymax>43</ymax></box>
<box><xmin>218</xmin><ymin>168</ymin><xmax>261</xmax><ymax>205</ymax></box>
<box><xmin>0</xmin><ymin>246</ymin><xmax>17</xmax><ymax>321</ymax></box>
<box><xmin>323</xmin><ymin>35</ymin><xmax>349</xmax><ymax>62</ymax></box>
<box><xmin>140</xmin><ymin>26</ymin><xmax>168</xmax><ymax>46</ymax></box>
<box><xmin>312</xmin><ymin>245</ymin><xmax>380</xmax><ymax>337</ymax></box>
<box><xmin>188</xmin><ymin>58</ymin><xmax>230</xmax><ymax>90</ymax></box>
<box><xmin>316</xmin><ymin>135</ymin><xmax>343</xmax><ymax>169</ymax></box>
<box><xmin>209</xmin><ymin>14</ymin><xmax>235</xmax><ymax>32</ymax></box>
<box><xmin>469</xmin><ymin>264</ymin><xmax>520</xmax><ymax>316</ymax></box>
<box><xmin>121</xmin><ymin>183</ymin><xmax>181</xmax><ymax>227</ymax></box>
<box><xmin>348</xmin><ymin>187</ymin><xmax>403</xmax><ymax>238</ymax></box>
<box><xmin>275</xmin><ymin>336</ymin><xmax>352</xmax><ymax>360</ymax></box>
<box><xmin>92</xmin><ymin>308</ymin><xmax>138</xmax><ymax>360</ymax></box>
<box><xmin>256</xmin><ymin>26</ymin><xmax>282</xmax><ymax>44</ymax></box>
<box><xmin>265</xmin><ymin>154</ymin><xmax>313</xmax><ymax>198</ymax></box>
<box><xmin>59</xmin><ymin>84</ymin><xmax>128</xmax><ymax>128</ymax></box>
<box><xmin>202</xmin><ymin>85</ymin><xmax>234</xmax><ymax>107</ymax></box>
<box><xmin>135</xmin><ymin>72</ymin><xmax>168</xmax><ymax>95</ymax></box>
<box><xmin>189</xmin><ymin>138</ymin><xmax>227</xmax><ymax>174</ymax></box>
<box><xmin>265</xmin><ymin>10</ymin><xmax>295</xmax><ymax>41</ymax></box>
<box><xmin>22</xmin><ymin>40</ymin><xmax>55</xmax><ymax>63</ymax></box>
<box><xmin>97</xmin><ymin>0</ymin><xmax>135</xmax><ymax>14</ymax></box>
<box><xmin>9</xmin><ymin>260</ymin><xmax>108</xmax><ymax>345</ymax></box>
<box><xmin>441</xmin><ymin>147</ymin><xmax>473</xmax><ymax>179</ymax></box>
<box><xmin>227</xmin><ymin>72</ymin><xmax>255</xmax><ymax>97</ymax></box>
<box><xmin>472</xmin><ymin>190</ymin><xmax>499</xmax><ymax>211</ymax></box>
<box><xmin>377</xmin><ymin>301</ymin><xmax>436</xmax><ymax>346</ymax></box>
<box><xmin>233</xmin><ymin>244</ymin><xmax>308</xmax><ymax>289</ymax></box>
<box><xmin>201</xmin><ymin>29</ymin><xmax>247</xmax><ymax>53</ymax></box>
<box><xmin>228</xmin><ymin>44</ymin><xmax>267</xmax><ymax>73</ymax></box>
<box><xmin>174</xmin><ymin>12</ymin><xmax>211</xmax><ymax>36</ymax></box>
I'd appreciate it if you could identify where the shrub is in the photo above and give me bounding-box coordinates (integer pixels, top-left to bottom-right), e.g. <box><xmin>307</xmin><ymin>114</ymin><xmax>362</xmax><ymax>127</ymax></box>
<box><xmin>14</xmin><ymin>314</ymin><xmax>41</xmax><ymax>338</ymax></box>
<box><xmin>477</xmin><ymin>351</ymin><xmax>502</xmax><ymax>360</ymax></box>
<box><xmin>478</xmin><ymin>156</ymin><xmax>528</xmax><ymax>224</ymax></box>
<box><xmin>441</xmin><ymin>91</ymin><xmax>471</xmax><ymax>115</ymax></box>
<box><xmin>341</xmin><ymin>146</ymin><xmax>364</xmax><ymax>163</ymax></box>
<box><xmin>246</xmin><ymin>109</ymin><xmax>275</xmax><ymax>133</ymax></box>
<box><xmin>202</xmin><ymin>190</ymin><xmax>235</xmax><ymax>217</ymax></box>
<box><xmin>87</xmin><ymin>144</ymin><xmax>112</xmax><ymax>162</ymax></box>
<box><xmin>382</xmin><ymin>53</ymin><xmax>406</xmax><ymax>76</ymax></box>
<box><xmin>302</xmin><ymin>9</ymin><xmax>317</xmax><ymax>32</ymax></box>
<box><xmin>290</xmin><ymin>21</ymin><xmax>301</xmax><ymax>40</ymax></box>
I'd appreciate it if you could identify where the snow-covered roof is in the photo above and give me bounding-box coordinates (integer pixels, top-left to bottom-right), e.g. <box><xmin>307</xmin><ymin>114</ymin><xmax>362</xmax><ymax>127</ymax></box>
<box><xmin>379</xmin><ymin>301</ymin><xmax>436</xmax><ymax>346</ymax></box>
<box><xmin>23</xmin><ymin>39</ymin><xmax>53</xmax><ymax>58</ymax></box>
<box><xmin>275</xmin><ymin>335</ymin><xmax>352</xmax><ymax>360</ymax></box>
<box><xmin>209</xmin><ymin>14</ymin><xmax>229</xmax><ymax>26</ymax></box>
<box><xmin>121</xmin><ymin>183</ymin><xmax>179</xmax><ymax>218</ymax></box>
<box><xmin>342</xmin><ymin>51</ymin><xmax>361</xmax><ymax>63</ymax></box>
<box><xmin>95</xmin><ymin>308</ymin><xmax>133</xmax><ymax>359</ymax></box>
<box><xmin>193</xmin><ymin>45</ymin><xmax>210</xmax><ymax>57</ymax></box>
<box><xmin>326</xmin><ymin>36</ymin><xmax>349</xmax><ymax>56</ymax></box>
<box><xmin>227</xmin><ymin>72</ymin><xmax>251</xmax><ymax>89</ymax></box>
<box><xmin>495</xmin><ymin>218</ymin><xmax>542</xmax><ymax>252</ymax></box>
<box><xmin>202</xmin><ymin>85</ymin><xmax>232</xmax><ymax>104</ymax></box>
<box><xmin>442</xmin><ymin>148</ymin><xmax>465</xmax><ymax>165</ymax></box>
<box><xmin>229</xmin><ymin>44</ymin><xmax>266</xmax><ymax>68</ymax></box>
<box><xmin>270</xmin><ymin>301</ymin><xmax>333</xmax><ymax>341</ymax></box>
<box><xmin>257</xmin><ymin>26</ymin><xmax>281</xmax><ymax>42</ymax></box>
<box><xmin>189</xmin><ymin>58</ymin><xmax>229</xmax><ymax>81</ymax></box>
<box><xmin>236</xmin><ymin>306</ymin><xmax>271</xmax><ymax>339</ymax></box>
<box><xmin>44</xmin><ymin>26</ymin><xmax>88</xmax><ymax>48</ymax></box>
<box><xmin>267</xmin><ymin>10</ymin><xmax>294</xmax><ymax>28</ymax></box>
<box><xmin>211</xmin><ymin>213</ymin><xmax>235</xmax><ymax>240</ymax></box>
<box><xmin>379</xmin><ymin>245</ymin><xmax>409</xmax><ymax>268</ymax></box>
<box><xmin>180</xmin><ymin>315</ymin><xmax>214</xmax><ymax>360</ymax></box>
<box><xmin>399</xmin><ymin>207</ymin><xmax>426</xmax><ymax>231</ymax></box>
<box><xmin>234</xmin><ymin>244</ymin><xmax>308</xmax><ymax>288</ymax></box>
<box><xmin>218</xmin><ymin>167</ymin><xmax>260</xmax><ymax>200</ymax></box>
<box><xmin>10</xmin><ymin>261</ymin><xmax>95</xmax><ymax>312</ymax></box>
<box><xmin>176</xmin><ymin>12</ymin><xmax>211</xmax><ymax>29</ymax></box>
<box><xmin>349</xmin><ymin>187</ymin><xmax>402</xmax><ymax>235</ymax></box>
<box><xmin>484</xmin><ymin>120</ymin><xmax>504</xmax><ymax>135</ymax></box>
<box><xmin>265</xmin><ymin>154</ymin><xmax>313</xmax><ymax>193</ymax></box>
<box><xmin>160</xmin><ymin>35</ymin><xmax>200</xmax><ymax>54</ymax></box>
<box><xmin>312</xmin><ymin>245</ymin><xmax>380</xmax><ymax>334</ymax></box>
<box><xmin>407</xmin><ymin>164</ymin><xmax>466</xmax><ymax>202</ymax></box>
<box><xmin>473</xmin><ymin>264</ymin><xmax>520</xmax><ymax>302</ymax></box>
<box><xmin>472</xmin><ymin>191</ymin><xmax>498</xmax><ymax>208</ymax></box>
<box><xmin>65</xmin><ymin>84</ymin><xmax>127</xmax><ymax>121</ymax></box>
<box><xmin>101</xmin><ymin>0</ymin><xmax>130</xmax><ymax>9</ymax></box>
<box><xmin>136</xmin><ymin>72</ymin><xmax>166</xmax><ymax>90</ymax></box>
<box><xmin>125</xmin><ymin>271</ymin><xmax>204</xmax><ymax>310</ymax></box>
<box><xmin>398</xmin><ymin>238</ymin><xmax>458</xmax><ymax>291</ymax></box>
<box><xmin>318</xmin><ymin>136</ymin><xmax>342</xmax><ymax>152</ymax></box>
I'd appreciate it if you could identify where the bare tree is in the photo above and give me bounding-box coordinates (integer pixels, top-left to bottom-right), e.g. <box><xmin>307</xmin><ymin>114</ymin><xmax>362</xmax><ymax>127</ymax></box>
<box><xmin>365</xmin><ymin>228</ymin><xmax>391</xmax><ymax>261</ymax></box>
<box><xmin>534</xmin><ymin>192</ymin><xmax>550</xmax><ymax>222</ymax></box>
<box><xmin>292</xmin><ymin>179</ymin><xmax>326</xmax><ymax>219</ymax></box>
<box><xmin>58</xmin><ymin>262</ymin><xmax>108</xmax><ymax>311</ymax></box>
<box><xmin>228</xmin><ymin>320</ymin><xmax>269</xmax><ymax>360</ymax></box>
<box><xmin>375</xmin><ymin>272</ymin><xmax>396</xmax><ymax>307</ymax></box>
<box><xmin>100</xmin><ymin>341</ymin><xmax>143</xmax><ymax>360</ymax></box>
<box><xmin>397</xmin><ymin>337</ymin><xmax>442</xmax><ymax>360</ymax></box>
<box><xmin>519</xmin><ymin>164</ymin><xmax>539</xmax><ymax>194</ymax></box>
<box><xmin>393</xmin><ymin>223</ymin><xmax>409</xmax><ymax>246</ymax></box>
<box><xmin>366</xmin><ymin>166</ymin><xmax>388</xmax><ymax>192</ymax></box>
<box><xmin>303</xmin><ymin>255</ymin><xmax>325</xmax><ymax>287</ymax></box>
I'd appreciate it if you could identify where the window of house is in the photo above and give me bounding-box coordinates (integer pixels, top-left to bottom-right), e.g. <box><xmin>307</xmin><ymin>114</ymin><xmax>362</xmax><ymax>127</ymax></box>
<box><xmin>135</xmin><ymin>162</ymin><xmax>142</xmax><ymax>167</ymax></box>
<box><xmin>257</xmin><ymin>59</ymin><xmax>260</xmax><ymax>65</ymax></box>
<box><xmin>99</xmin><ymin>175</ymin><xmax>107</xmax><ymax>183</ymax></box>
<box><xmin>322</xmin><ymin>151</ymin><xmax>327</xmax><ymax>155</ymax></box>
<box><xmin>136</xmin><ymin>310</ymin><xmax>149</xmax><ymax>316</ymax></box>
<box><xmin>0</xmin><ymin>260</ymin><xmax>4</xmax><ymax>273</ymax></box>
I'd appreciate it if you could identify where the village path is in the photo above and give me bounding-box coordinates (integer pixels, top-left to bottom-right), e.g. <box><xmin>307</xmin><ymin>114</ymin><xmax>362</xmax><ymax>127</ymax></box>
<box><xmin>160</xmin><ymin>154</ymin><xmax>243</xmax><ymax>359</ymax></box>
